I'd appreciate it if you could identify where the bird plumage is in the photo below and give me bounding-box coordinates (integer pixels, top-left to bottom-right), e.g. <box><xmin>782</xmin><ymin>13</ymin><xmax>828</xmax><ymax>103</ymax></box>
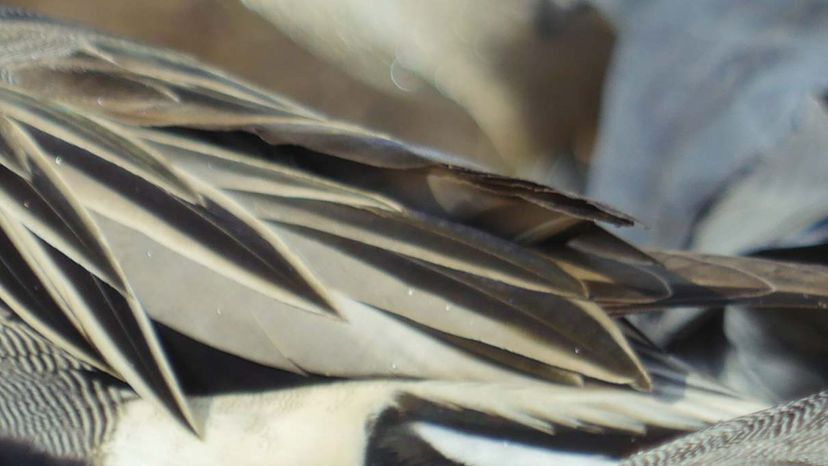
<box><xmin>241</xmin><ymin>0</ymin><xmax>613</xmax><ymax>183</ymax></box>
<box><xmin>0</xmin><ymin>7</ymin><xmax>824</xmax><ymax>465</ymax></box>
<box><xmin>621</xmin><ymin>390</ymin><xmax>828</xmax><ymax>466</ymax></box>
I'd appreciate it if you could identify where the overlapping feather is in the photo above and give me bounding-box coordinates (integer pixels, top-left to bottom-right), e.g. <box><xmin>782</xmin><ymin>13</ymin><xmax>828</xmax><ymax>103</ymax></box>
<box><xmin>0</xmin><ymin>9</ymin><xmax>823</xmax><ymax>457</ymax></box>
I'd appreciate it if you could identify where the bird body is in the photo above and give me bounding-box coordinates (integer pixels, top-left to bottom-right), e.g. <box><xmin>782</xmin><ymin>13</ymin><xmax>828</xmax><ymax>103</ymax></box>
<box><xmin>0</xmin><ymin>7</ymin><xmax>824</xmax><ymax>465</ymax></box>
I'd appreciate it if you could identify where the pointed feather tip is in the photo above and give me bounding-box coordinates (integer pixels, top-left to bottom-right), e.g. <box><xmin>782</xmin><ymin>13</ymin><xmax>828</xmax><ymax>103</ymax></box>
<box><xmin>631</xmin><ymin>370</ymin><xmax>653</xmax><ymax>392</ymax></box>
<box><xmin>623</xmin><ymin>349</ymin><xmax>653</xmax><ymax>393</ymax></box>
<box><xmin>183</xmin><ymin>405</ymin><xmax>206</xmax><ymax>439</ymax></box>
<box><xmin>137</xmin><ymin>369</ymin><xmax>203</xmax><ymax>438</ymax></box>
<box><xmin>168</xmin><ymin>400</ymin><xmax>203</xmax><ymax>439</ymax></box>
<box><xmin>135</xmin><ymin>363</ymin><xmax>204</xmax><ymax>439</ymax></box>
<box><xmin>302</xmin><ymin>284</ymin><xmax>348</xmax><ymax>319</ymax></box>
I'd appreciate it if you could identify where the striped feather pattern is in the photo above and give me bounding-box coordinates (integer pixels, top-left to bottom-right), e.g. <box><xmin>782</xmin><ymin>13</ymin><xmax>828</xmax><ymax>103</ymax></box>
<box><xmin>623</xmin><ymin>390</ymin><xmax>828</xmax><ymax>465</ymax></box>
<box><xmin>0</xmin><ymin>303</ymin><xmax>129</xmax><ymax>459</ymax></box>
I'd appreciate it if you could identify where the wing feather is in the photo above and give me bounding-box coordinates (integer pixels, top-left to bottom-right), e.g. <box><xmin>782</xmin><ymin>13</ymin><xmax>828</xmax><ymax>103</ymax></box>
<box><xmin>0</xmin><ymin>12</ymin><xmax>825</xmax><ymax>439</ymax></box>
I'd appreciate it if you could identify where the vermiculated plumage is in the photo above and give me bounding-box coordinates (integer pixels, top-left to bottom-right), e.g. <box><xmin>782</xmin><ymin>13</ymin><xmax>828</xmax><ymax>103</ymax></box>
<box><xmin>622</xmin><ymin>390</ymin><xmax>828</xmax><ymax>466</ymax></box>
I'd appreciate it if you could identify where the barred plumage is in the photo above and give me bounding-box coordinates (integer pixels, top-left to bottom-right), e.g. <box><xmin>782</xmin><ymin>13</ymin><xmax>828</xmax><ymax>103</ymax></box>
<box><xmin>0</xmin><ymin>303</ymin><xmax>129</xmax><ymax>460</ymax></box>
<box><xmin>622</xmin><ymin>390</ymin><xmax>828</xmax><ymax>465</ymax></box>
